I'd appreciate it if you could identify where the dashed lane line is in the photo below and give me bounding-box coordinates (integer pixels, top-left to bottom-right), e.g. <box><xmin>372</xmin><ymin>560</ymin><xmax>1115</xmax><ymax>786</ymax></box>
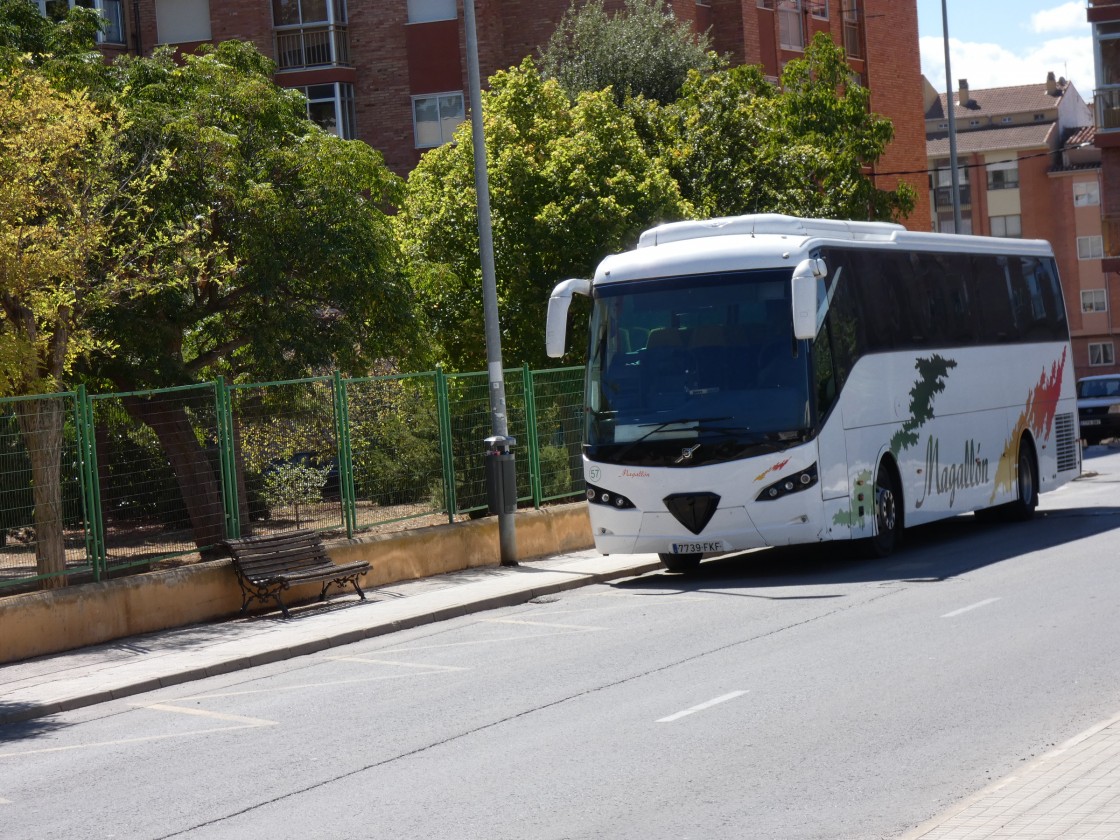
<box><xmin>942</xmin><ymin>597</ymin><xmax>1001</xmax><ymax>618</ymax></box>
<box><xmin>657</xmin><ymin>690</ymin><xmax>749</xmax><ymax>723</ymax></box>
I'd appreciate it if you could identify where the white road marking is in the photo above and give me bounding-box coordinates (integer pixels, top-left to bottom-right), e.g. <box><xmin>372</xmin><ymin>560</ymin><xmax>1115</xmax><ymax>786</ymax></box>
<box><xmin>326</xmin><ymin>657</ymin><xmax>468</xmax><ymax>671</ymax></box>
<box><xmin>137</xmin><ymin>703</ymin><xmax>277</xmax><ymax>726</ymax></box>
<box><xmin>0</xmin><ymin>797</ymin><xmax>11</xmax><ymax>804</ymax></box>
<box><xmin>480</xmin><ymin>618</ymin><xmax>605</xmax><ymax>631</ymax></box>
<box><xmin>657</xmin><ymin>691</ymin><xmax>749</xmax><ymax>723</ymax></box>
<box><xmin>942</xmin><ymin>598</ymin><xmax>1001</xmax><ymax>618</ymax></box>
<box><xmin>0</xmin><ymin>725</ymin><xmax>268</xmax><ymax>759</ymax></box>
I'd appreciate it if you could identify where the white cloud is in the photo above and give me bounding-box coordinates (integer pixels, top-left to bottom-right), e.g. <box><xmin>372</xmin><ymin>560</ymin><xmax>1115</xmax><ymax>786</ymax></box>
<box><xmin>920</xmin><ymin>33</ymin><xmax>1094</xmax><ymax>93</ymax></box>
<box><xmin>1030</xmin><ymin>2</ymin><xmax>1089</xmax><ymax>35</ymax></box>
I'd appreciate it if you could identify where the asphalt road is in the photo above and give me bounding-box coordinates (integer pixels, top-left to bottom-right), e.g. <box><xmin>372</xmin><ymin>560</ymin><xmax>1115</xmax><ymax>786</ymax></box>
<box><xmin>2</xmin><ymin>446</ymin><xmax>1119</xmax><ymax>840</ymax></box>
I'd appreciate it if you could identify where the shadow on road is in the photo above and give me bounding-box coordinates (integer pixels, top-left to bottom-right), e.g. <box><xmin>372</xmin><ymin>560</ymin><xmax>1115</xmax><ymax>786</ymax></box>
<box><xmin>612</xmin><ymin>505</ymin><xmax>1120</xmax><ymax>595</ymax></box>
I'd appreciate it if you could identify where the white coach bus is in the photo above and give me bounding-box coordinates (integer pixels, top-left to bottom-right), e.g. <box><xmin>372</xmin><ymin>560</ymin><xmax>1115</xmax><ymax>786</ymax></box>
<box><xmin>545</xmin><ymin>214</ymin><xmax>1081</xmax><ymax>571</ymax></box>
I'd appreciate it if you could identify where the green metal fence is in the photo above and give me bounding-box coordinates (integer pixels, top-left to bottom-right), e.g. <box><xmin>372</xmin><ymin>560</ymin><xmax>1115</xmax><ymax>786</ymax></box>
<box><xmin>0</xmin><ymin>365</ymin><xmax>586</xmax><ymax>592</ymax></box>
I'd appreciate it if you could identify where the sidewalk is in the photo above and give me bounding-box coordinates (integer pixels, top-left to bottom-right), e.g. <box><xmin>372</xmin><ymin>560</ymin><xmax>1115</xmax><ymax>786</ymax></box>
<box><xmin>0</xmin><ymin>549</ymin><xmax>660</xmax><ymax>726</ymax></box>
<box><xmin>3</xmin><ymin>548</ymin><xmax>1120</xmax><ymax>839</ymax></box>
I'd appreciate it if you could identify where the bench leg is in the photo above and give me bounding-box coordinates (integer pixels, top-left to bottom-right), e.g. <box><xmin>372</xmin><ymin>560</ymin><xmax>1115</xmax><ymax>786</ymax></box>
<box><xmin>274</xmin><ymin>591</ymin><xmax>291</xmax><ymax>619</ymax></box>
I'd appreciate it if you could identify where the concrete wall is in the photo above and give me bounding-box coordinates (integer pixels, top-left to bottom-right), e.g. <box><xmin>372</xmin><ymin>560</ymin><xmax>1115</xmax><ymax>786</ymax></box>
<box><xmin>0</xmin><ymin>504</ymin><xmax>593</xmax><ymax>666</ymax></box>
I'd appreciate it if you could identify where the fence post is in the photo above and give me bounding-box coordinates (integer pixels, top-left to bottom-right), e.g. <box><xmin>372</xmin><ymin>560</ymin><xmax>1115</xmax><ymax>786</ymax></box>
<box><xmin>523</xmin><ymin>364</ymin><xmax>543</xmax><ymax>508</ymax></box>
<box><xmin>434</xmin><ymin>367</ymin><xmax>457</xmax><ymax>523</ymax></box>
<box><xmin>333</xmin><ymin>371</ymin><xmax>356</xmax><ymax>539</ymax></box>
<box><xmin>75</xmin><ymin>386</ymin><xmax>105</xmax><ymax>579</ymax></box>
<box><xmin>215</xmin><ymin>377</ymin><xmax>241</xmax><ymax>541</ymax></box>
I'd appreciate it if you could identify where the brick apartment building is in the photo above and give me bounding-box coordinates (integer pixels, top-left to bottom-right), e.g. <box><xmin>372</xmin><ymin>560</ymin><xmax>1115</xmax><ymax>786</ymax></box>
<box><xmin>923</xmin><ymin>74</ymin><xmax>1116</xmax><ymax>381</ymax></box>
<box><xmin>1086</xmin><ymin>0</ymin><xmax>1120</xmax><ymax>378</ymax></box>
<box><xmin>45</xmin><ymin>0</ymin><xmax>931</xmax><ymax>230</ymax></box>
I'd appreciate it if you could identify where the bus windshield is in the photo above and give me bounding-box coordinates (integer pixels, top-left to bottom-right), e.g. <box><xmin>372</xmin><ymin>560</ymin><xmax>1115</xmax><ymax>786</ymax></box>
<box><xmin>585</xmin><ymin>268</ymin><xmax>812</xmax><ymax>467</ymax></box>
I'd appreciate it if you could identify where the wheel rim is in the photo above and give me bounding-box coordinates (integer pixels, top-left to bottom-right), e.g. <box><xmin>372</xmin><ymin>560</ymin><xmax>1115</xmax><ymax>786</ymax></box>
<box><xmin>876</xmin><ymin>479</ymin><xmax>897</xmax><ymax>536</ymax></box>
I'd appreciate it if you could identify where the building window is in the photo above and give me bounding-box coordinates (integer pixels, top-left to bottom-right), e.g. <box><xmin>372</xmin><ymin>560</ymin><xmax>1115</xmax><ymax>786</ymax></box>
<box><xmin>810</xmin><ymin>0</ymin><xmax>828</xmax><ymax>19</ymax></box>
<box><xmin>413</xmin><ymin>92</ymin><xmax>465</xmax><ymax>148</ymax></box>
<box><xmin>155</xmin><ymin>0</ymin><xmax>211</xmax><ymax>43</ymax></box>
<box><xmin>841</xmin><ymin>0</ymin><xmax>860</xmax><ymax>58</ymax></box>
<box><xmin>1089</xmin><ymin>341</ymin><xmax>1116</xmax><ymax>366</ymax></box>
<box><xmin>1033</xmin><ymin>113</ymin><xmax>1046</xmax><ymax>121</ymax></box>
<box><xmin>408</xmin><ymin>0</ymin><xmax>456</xmax><ymax>23</ymax></box>
<box><xmin>1074</xmin><ymin>181</ymin><xmax>1101</xmax><ymax>207</ymax></box>
<box><xmin>38</xmin><ymin>0</ymin><xmax>123</xmax><ymax>43</ymax></box>
<box><xmin>273</xmin><ymin>0</ymin><xmax>347</xmax><ymax>26</ymax></box>
<box><xmin>1082</xmin><ymin>289</ymin><xmax>1108</xmax><ymax>313</ymax></box>
<box><xmin>757</xmin><ymin>0</ymin><xmax>776</xmax><ymax>9</ymax></box>
<box><xmin>987</xmin><ymin>160</ymin><xmax>1019</xmax><ymax>190</ymax></box>
<box><xmin>298</xmin><ymin>82</ymin><xmax>356</xmax><ymax>139</ymax></box>
<box><xmin>990</xmin><ymin>215</ymin><xmax>1021</xmax><ymax>238</ymax></box>
<box><xmin>1079</xmin><ymin>235</ymin><xmax>1105</xmax><ymax>259</ymax></box>
<box><xmin>778</xmin><ymin>0</ymin><xmax>804</xmax><ymax>50</ymax></box>
<box><xmin>968</xmin><ymin>119</ymin><xmax>981</xmax><ymax>127</ymax></box>
<box><xmin>1001</xmin><ymin>116</ymin><xmax>1013</xmax><ymax>123</ymax></box>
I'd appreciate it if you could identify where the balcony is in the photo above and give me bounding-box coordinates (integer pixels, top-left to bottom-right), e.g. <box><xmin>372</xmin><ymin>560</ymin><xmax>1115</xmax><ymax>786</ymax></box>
<box><xmin>1096</xmin><ymin>88</ymin><xmax>1120</xmax><ymax>132</ymax></box>
<box><xmin>274</xmin><ymin>25</ymin><xmax>350</xmax><ymax>71</ymax></box>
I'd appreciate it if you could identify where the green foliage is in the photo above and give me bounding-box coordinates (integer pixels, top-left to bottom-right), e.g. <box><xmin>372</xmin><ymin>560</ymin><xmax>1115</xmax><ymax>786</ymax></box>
<box><xmin>540</xmin><ymin>0</ymin><xmax>719</xmax><ymax>105</ymax></box>
<box><xmin>347</xmin><ymin>377</ymin><xmax>443</xmax><ymax>507</ymax></box>
<box><xmin>538</xmin><ymin>443</ymin><xmax>574</xmax><ymax>499</ymax></box>
<box><xmin>90</xmin><ymin>41</ymin><xmax>417</xmax><ymax>389</ymax></box>
<box><xmin>665</xmin><ymin>34</ymin><xmax>916</xmax><ymax>221</ymax></box>
<box><xmin>398</xmin><ymin>58</ymin><xmax>691</xmax><ymax>371</ymax></box>
<box><xmin>261</xmin><ymin>460</ymin><xmax>331</xmax><ymax>528</ymax></box>
<box><xmin>0</xmin><ymin>64</ymin><xmax>174</xmax><ymax>395</ymax></box>
<box><xmin>0</xmin><ymin>0</ymin><xmax>107</xmax><ymax>93</ymax></box>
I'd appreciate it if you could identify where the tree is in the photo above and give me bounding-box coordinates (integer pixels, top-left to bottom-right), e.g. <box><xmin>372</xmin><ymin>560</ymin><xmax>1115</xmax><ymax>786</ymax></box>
<box><xmin>540</xmin><ymin>0</ymin><xmax>719</xmax><ymax>105</ymax></box>
<box><xmin>397</xmin><ymin>58</ymin><xmax>691</xmax><ymax>371</ymax></box>
<box><xmin>0</xmin><ymin>0</ymin><xmax>110</xmax><ymax>94</ymax></box>
<box><xmin>664</xmin><ymin>34</ymin><xmax>916</xmax><ymax>221</ymax></box>
<box><xmin>0</xmin><ymin>66</ymin><xmax>177</xmax><ymax>583</ymax></box>
<box><xmin>81</xmin><ymin>41</ymin><xmax>417</xmax><ymax>550</ymax></box>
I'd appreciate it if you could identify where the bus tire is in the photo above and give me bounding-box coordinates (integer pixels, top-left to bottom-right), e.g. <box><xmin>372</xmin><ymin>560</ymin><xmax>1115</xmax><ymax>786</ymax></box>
<box><xmin>867</xmin><ymin>461</ymin><xmax>901</xmax><ymax>558</ymax></box>
<box><xmin>659</xmin><ymin>552</ymin><xmax>702</xmax><ymax>573</ymax></box>
<box><xmin>1006</xmin><ymin>439</ymin><xmax>1039</xmax><ymax>522</ymax></box>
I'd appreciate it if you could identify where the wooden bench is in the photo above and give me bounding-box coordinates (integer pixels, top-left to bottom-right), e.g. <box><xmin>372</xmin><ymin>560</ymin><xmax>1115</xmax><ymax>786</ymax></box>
<box><xmin>224</xmin><ymin>529</ymin><xmax>370</xmax><ymax>618</ymax></box>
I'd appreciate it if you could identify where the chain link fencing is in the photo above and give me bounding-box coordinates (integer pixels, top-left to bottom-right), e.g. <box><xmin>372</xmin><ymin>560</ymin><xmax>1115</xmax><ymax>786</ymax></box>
<box><xmin>0</xmin><ymin>366</ymin><xmax>586</xmax><ymax>593</ymax></box>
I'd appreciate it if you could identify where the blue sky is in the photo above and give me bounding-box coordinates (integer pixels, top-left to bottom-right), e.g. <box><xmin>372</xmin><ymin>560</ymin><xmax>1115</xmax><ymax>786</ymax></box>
<box><xmin>916</xmin><ymin>1</ymin><xmax>1093</xmax><ymax>95</ymax></box>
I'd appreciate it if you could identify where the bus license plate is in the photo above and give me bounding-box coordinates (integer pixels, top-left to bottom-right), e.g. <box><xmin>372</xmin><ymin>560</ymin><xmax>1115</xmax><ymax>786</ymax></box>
<box><xmin>670</xmin><ymin>541</ymin><xmax>727</xmax><ymax>554</ymax></box>
<box><xmin>1082</xmin><ymin>419</ymin><xmax>1101</xmax><ymax>426</ymax></box>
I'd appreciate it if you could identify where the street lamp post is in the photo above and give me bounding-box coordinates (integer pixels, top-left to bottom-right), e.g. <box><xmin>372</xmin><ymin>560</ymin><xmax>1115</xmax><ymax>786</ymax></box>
<box><xmin>942</xmin><ymin>0</ymin><xmax>963</xmax><ymax>232</ymax></box>
<box><xmin>463</xmin><ymin>0</ymin><xmax>518</xmax><ymax>566</ymax></box>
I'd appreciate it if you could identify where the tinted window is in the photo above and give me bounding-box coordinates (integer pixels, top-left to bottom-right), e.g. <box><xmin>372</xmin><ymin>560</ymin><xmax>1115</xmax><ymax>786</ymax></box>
<box><xmin>817</xmin><ymin>247</ymin><xmax>1068</xmax><ymax>352</ymax></box>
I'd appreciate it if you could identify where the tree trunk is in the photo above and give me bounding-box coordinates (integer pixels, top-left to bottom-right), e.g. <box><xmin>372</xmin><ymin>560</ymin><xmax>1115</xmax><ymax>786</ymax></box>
<box><xmin>15</xmin><ymin>398</ymin><xmax>67</xmax><ymax>590</ymax></box>
<box><xmin>122</xmin><ymin>396</ymin><xmax>226</xmax><ymax>552</ymax></box>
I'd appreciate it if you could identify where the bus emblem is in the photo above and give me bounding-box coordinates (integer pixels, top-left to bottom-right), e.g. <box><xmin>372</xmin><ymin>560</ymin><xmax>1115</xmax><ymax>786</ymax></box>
<box><xmin>676</xmin><ymin>444</ymin><xmax>701</xmax><ymax>464</ymax></box>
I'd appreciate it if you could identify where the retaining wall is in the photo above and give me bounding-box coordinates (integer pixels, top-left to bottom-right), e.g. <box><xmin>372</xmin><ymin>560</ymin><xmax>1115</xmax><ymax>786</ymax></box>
<box><xmin>0</xmin><ymin>504</ymin><xmax>593</xmax><ymax>665</ymax></box>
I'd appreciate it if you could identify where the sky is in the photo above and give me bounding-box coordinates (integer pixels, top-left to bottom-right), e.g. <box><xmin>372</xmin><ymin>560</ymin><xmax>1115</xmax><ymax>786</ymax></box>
<box><xmin>916</xmin><ymin>0</ymin><xmax>1094</xmax><ymax>96</ymax></box>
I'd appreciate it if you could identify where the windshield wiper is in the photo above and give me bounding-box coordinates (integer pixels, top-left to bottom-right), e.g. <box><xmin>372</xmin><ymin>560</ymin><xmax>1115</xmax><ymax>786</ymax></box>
<box><xmin>609</xmin><ymin>416</ymin><xmax>730</xmax><ymax>461</ymax></box>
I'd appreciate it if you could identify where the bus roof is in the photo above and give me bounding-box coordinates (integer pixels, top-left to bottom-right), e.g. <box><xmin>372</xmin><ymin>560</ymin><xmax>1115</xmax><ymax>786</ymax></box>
<box><xmin>594</xmin><ymin>213</ymin><xmax>1057</xmax><ymax>285</ymax></box>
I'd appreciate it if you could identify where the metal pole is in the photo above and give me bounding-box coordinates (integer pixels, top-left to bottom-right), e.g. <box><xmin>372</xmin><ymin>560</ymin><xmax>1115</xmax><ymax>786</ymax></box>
<box><xmin>941</xmin><ymin>0</ymin><xmax>962</xmax><ymax>232</ymax></box>
<box><xmin>464</xmin><ymin>0</ymin><xmax>518</xmax><ymax>566</ymax></box>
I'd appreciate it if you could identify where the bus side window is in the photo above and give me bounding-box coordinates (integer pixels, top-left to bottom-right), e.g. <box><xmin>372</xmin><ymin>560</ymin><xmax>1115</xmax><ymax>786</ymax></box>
<box><xmin>974</xmin><ymin>255</ymin><xmax>1019</xmax><ymax>343</ymax></box>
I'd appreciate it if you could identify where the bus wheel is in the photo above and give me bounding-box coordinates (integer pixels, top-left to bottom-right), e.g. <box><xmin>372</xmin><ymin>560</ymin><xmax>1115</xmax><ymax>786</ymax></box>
<box><xmin>868</xmin><ymin>464</ymin><xmax>901</xmax><ymax>558</ymax></box>
<box><xmin>1006</xmin><ymin>441</ymin><xmax>1038</xmax><ymax>522</ymax></box>
<box><xmin>659</xmin><ymin>552</ymin><xmax>702</xmax><ymax>573</ymax></box>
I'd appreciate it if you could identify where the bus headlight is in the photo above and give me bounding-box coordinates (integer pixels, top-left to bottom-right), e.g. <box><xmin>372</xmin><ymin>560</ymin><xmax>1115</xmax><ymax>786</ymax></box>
<box><xmin>756</xmin><ymin>464</ymin><xmax>818</xmax><ymax>501</ymax></box>
<box><xmin>586</xmin><ymin>483</ymin><xmax>635</xmax><ymax>509</ymax></box>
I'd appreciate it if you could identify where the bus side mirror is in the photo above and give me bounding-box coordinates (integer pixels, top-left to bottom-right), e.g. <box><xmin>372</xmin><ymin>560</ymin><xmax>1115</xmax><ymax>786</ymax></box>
<box><xmin>545</xmin><ymin>278</ymin><xmax>591</xmax><ymax>358</ymax></box>
<box><xmin>791</xmin><ymin>258</ymin><xmax>826</xmax><ymax>340</ymax></box>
